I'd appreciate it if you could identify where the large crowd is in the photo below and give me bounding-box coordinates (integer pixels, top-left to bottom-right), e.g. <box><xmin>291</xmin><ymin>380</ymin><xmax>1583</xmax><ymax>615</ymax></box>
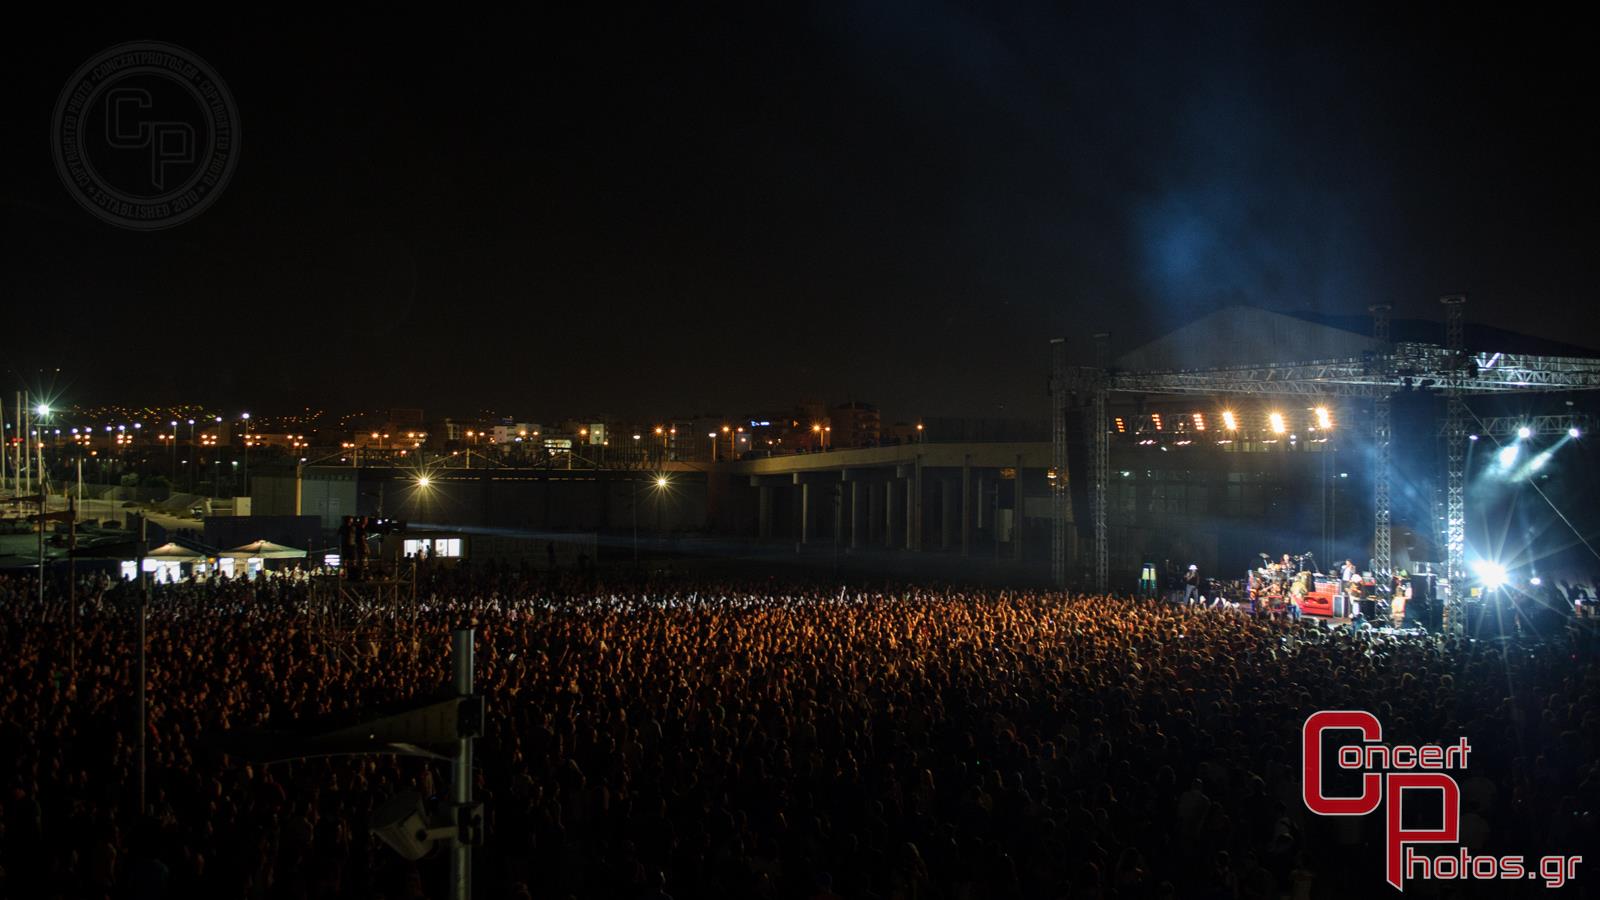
<box><xmin>0</xmin><ymin>565</ymin><xmax>1595</xmax><ymax>899</ymax></box>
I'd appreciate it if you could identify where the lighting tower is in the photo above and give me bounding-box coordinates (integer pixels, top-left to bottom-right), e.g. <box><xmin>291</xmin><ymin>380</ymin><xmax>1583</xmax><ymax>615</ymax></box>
<box><xmin>1441</xmin><ymin>295</ymin><xmax>1468</xmax><ymax>631</ymax></box>
<box><xmin>1369</xmin><ymin>303</ymin><xmax>1392</xmax><ymax>578</ymax></box>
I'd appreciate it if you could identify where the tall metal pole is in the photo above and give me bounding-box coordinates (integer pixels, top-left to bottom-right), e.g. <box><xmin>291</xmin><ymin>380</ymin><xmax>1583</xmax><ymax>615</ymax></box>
<box><xmin>137</xmin><ymin>514</ymin><xmax>149</xmax><ymax>815</ymax></box>
<box><xmin>23</xmin><ymin>394</ymin><xmax>31</xmax><ymax>495</ymax></box>
<box><xmin>68</xmin><ymin>499</ymin><xmax>76</xmax><ymax>676</ymax></box>
<box><xmin>450</xmin><ymin>628</ymin><xmax>475</xmax><ymax>900</ymax></box>
<box><xmin>16</xmin><ymin>392</ymin><xmax>24</xmax><ymax>493</ymax></box>
<box><xmin>37</xmin><ymin>488</ymin><xmax>46</xmax><ymax>610</ymax></box>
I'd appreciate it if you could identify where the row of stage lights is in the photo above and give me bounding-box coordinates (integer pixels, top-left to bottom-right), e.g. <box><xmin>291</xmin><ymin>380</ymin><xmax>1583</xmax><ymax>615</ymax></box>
<box><xmin>1116</xmin><ymin>407</ymin><xmax>1336</xmax><ymax>436</ymax></box>
<box><xmin>1487</xmin><ymin>425</ymin><xmax>1582</xmax><ymax>477</ymax></box>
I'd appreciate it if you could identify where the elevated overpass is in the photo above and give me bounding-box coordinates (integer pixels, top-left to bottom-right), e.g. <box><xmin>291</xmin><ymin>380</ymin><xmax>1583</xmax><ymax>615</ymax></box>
<box><xmin>718</xmin><ymin>442</ymin><xmax>1055</xmax><ymax>561</ymax></box>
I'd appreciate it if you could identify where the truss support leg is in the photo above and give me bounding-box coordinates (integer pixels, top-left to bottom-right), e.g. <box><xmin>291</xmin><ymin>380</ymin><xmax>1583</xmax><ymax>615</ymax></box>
<box><xmin>1442</xmin><ymin>294</ymin><xmax>1468</xmax><ymax>633</ymax></box>
<box><xmin>1091</xmin><ymin>386</ymin><xmax>1108</xmax><ymax>594</ymax></box>
<box><xmin>1373</xmin><ymin>394</ymin><xmax>1392</xmax><ymax>578</ymax></box>
<box><xmin>1050</xmin><ymin>339</ymin><xmax>1068</xmax><ymax>589</ymax></box>
<box><xmin>1444</xmin><ymin>396</ymin><xmax>1467</xmax><ymax>631</ymax></box>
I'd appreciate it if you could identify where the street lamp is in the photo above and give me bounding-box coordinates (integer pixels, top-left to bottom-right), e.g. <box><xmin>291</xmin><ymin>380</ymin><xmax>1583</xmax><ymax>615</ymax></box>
<box><xmin>633</xmin><ymin>474</ymin><xmax>670</xmax><ymax>564</ymax></box>
<box><xmin>241</xmin><ymin>412</ymin><xmax>252</xmax><ymax>495</ymax></box>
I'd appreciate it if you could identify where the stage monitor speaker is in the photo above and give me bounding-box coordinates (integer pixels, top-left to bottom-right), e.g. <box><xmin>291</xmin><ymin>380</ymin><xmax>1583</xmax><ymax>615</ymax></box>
<box><xmin>1409</xmin><ymin>574</ymin><xmax>1440</xmax><ymax>631</ymax></box>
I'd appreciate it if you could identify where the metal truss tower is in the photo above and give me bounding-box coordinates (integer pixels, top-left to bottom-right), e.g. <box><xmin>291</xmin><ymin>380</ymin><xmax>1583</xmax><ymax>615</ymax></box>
<box><xmin>1090</xmin><ymin>333</ymin><xmax>1110</xmax><ymax>593</ymax></box>
<box><xmin>1441</xmin><ymin>295</ymin><xmax>1468</xmax><ymax>631</ymax></box>
<box><xmin>1370</xmin><ymin>304</ymin><xmax>1393</xmax><ymax>577</ymax></box>
<box><xmin>1050</xmin><ymin>338</ymin><xmax>1068</xmax><ymax>588</ymax></box>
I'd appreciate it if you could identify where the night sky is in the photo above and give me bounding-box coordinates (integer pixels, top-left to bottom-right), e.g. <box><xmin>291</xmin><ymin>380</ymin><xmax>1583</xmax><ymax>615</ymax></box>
<box><xmin>4</xmin><ymin>4</ymin><xmax>1597</xmax><ymax>419</ymax></box>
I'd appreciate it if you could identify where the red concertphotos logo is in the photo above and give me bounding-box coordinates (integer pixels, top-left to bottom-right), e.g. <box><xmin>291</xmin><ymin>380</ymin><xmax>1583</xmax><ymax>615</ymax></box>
<box><xmin>1302</xmin><ymin>711</ymin><xmax>1583</xmax><ymax>891</ymax></box>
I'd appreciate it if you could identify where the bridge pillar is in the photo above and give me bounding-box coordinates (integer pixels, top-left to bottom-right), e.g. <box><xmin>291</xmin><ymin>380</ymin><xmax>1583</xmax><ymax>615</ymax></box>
<box><xmin>961</xmin><ymin>456</ymin><xmax>973</xmax><ymax>557</ymax></box>
<box><xmin>849</xmin><ymin>479</ymin><xmax>862</xmax><ymax>549</ymax></box>
<box><xmin>940</xmin><ymin>478</ymin><xmax>957</xmax><ymax>551</ymax></box>
<box><xmin>799</xmin><ymin>481</ymin><xmax>813</xmax><ymax>544</ymax></box>
<box><xmin>885</xmin><ymin>479</ymin><xmax>901</xmax><ymax>548</ymax></box>
<box><xmin>758</xmin><ymin>484</ymin><xmax>773</xmax><ymax>540</ymax></box>
<box><xmin>868</xmin><ymin>478</ymin><xmax>884</xmax><ymax>545</ymax></box>
<box><xmin>910</xmin><ymin>456</ymin><xmax>923</xmax><ymax>551</ymax></box>
<box><xmin>1013</xmin><ymin>454</ymin><xmax>1025</xmax><ymax>562</ymax></box>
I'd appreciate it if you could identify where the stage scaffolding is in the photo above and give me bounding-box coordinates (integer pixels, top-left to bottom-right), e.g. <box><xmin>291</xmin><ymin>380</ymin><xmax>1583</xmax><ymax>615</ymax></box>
<box><xmin>308</xmin><ymin>560</ymin><xmax>420</xmax><ymax>660</ymax></box>
<box><xmin>1052</xmin><ymin>297</ymin><xmax>1600</xmax><ymax>632</ymax></box>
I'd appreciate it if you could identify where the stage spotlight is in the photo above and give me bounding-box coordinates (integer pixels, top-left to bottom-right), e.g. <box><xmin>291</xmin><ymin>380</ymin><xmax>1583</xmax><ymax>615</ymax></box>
<box><xmin>1530</xmin><ymin>576</ymin><xmax>1543</xmax><ymax>586</ymax></box>
<box><xmin>416</xmin><ymin>476</ymin><xmax>431</xmax><ymax>488</ymax></box>
<box><xmin>1468</xmin><ymin>434</ymin><xmax>1479</xmax><ymax>441</ymax></box>
<box><xmin>1497</xmin><ymin>444</ymin><xmax>1519</xmax><ymax>468</ymax></box>
<box><xmin>1268</xmin><ymin>412</ymin><xmax>1286</xmax><ymax>434</ymax></box>
<box><xmin>1221</xmin><ymin>411</ymin><xmax>1238</xmax><ymax>431</ymax></box>
<box><xmin>1517</xmin><ymin>426</ymin><xmax>1532</xmax><ymax>440</ymax></box>
<box><xmin>1314</xmin><ymin>407</ymin><xmax>1333</xmax><ymax>430</ymax></box>
<box><xmin>1471</xmin><ymin>560</ymin><xmax>1508</xmax><ymax>591</ymax></box>
<box><xmin>1531</xmin><ymin>451</ymin><xmax>1550</xmax><ymax>471</ymax></box>
<box><xmin>1569</xmin><ymin>427</ymin><xmax>1581</xmax><ymax>438</ymax></box>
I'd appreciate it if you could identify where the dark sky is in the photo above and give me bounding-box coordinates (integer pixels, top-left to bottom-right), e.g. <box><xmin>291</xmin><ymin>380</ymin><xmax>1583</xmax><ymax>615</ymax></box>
<box><xmin>5</xmin><ymin>4</ymin><xmax>1597</xmax><ymax>420</ymax></box>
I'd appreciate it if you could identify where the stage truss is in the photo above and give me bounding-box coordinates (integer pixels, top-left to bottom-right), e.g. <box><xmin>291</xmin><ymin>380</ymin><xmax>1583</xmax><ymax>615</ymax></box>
<box><xmin>309</xmin><ymin>561</ymin><xmax>420</xmax><ymax>661</ymax></box>
<box><xmin>1052</xmin><ymin>297</ymin><xmax>1600</xmax><ymax>631</ymax></box>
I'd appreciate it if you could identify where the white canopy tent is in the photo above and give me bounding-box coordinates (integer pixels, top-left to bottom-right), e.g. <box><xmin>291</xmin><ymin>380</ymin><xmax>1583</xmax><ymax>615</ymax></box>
<box><xmin>220</xmin><ymin>540</ymin><xmax>308</xmax><ymax>560</ymax></box>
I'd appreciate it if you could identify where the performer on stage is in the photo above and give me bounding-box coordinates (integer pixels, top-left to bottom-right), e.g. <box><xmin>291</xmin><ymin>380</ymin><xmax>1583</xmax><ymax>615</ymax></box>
<box><xmin>1340</xmin><ymin>559</ymin><xmax>1357</xmax><ymax>598</ymax></box>
<box><xmin>1183</xmin><ymin>564</ymin><xmax>1201</xmax><ymax>604</ymax></box>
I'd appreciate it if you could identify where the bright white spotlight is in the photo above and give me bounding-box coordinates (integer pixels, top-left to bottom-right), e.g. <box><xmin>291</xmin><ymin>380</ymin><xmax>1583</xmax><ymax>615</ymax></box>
<box><xmin>1516</xmin><ymin>426</ymin><xmax>1532</xmax><ymax>440</ymax></box>
<box><xmin>1569</xmin><ymin>427</ymin><xmax>1581</xmax><ymax>438</ymax></box>
<box><xmin>1268</xmin><ymin>412</ymin><xmax>1286</xmax><ymax>434</ymax></box>
<box><xmin>1530</xmin><ymin>576</ymin><xmax>1543</xmax><ymax>586</ymax></box>
<box><xmin>1471</xmin><ymin>560</ymin><xmax>1508</xmax><ymax>590</ymax></box>
<box><xmin>1221</xmin><ymin>410</ymin><xmax>1238</xmax><ymax>431</ymax></box>
<box><xmin>1314</xmin><ymin>407</ymin><xmax>1333</xmax><ymax>430</ymax></box>
<box><xmin>656</xmin><ymin>476</ymin><xmax>669</xmax><ymax>488</ymax></box>
<box><xmin>416</xmin><ymin>476</ymin><xmax>431</xmax><ymax>488</ymax></box>
<box><xmin>1497</xmin><ymin>444</ymin><xmax>1519</xmax><ymax>468</ymax></box>
<box><xmin>1531</xmin><ymin>451</ymin><xmax>1550</xmax><ymax>471</ymax></box>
